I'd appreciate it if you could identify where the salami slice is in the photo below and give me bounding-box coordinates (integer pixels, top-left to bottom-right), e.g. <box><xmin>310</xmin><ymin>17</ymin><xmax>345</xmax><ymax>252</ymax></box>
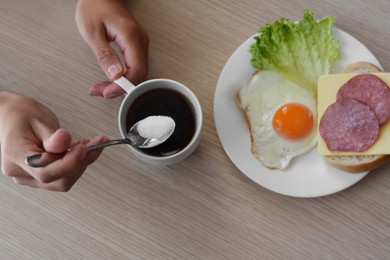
<box><xmin>319</xmin><ymin>98</ymin><xmax>379</xmax><ymax>152</ymax></box>
<box><xmin>337</xmin><ymin>74</ymin><xmax>390</xmax><ymax>125</ymax></box>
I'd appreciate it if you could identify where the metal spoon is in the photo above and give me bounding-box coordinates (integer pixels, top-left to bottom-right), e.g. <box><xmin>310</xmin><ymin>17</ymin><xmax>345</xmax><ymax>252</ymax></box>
<box><xmin>25</xmin><ymin>116</ymin><xmax>175</xmax><ymax>168</ymax></box>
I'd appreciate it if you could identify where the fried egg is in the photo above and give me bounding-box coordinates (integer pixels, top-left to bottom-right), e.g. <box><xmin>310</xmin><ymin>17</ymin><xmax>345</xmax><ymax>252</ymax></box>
<box><xmin>238</xmin><ymin>70</ymin><xmax>317</xmax><ymax>169</ymax></box>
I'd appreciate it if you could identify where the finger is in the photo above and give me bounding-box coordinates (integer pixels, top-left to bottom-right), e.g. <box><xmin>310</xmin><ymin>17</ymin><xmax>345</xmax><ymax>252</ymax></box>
<box><xmin>118</xmin><ymin>36</ymin><xmax>149</xmax><ymax>85</ymax></box>
<box><xmin>1</xmin><ymin>157</ymin><xmax>30</xmax><ymax>178</ymax></box>
<box><xmin>85</xmin><ymin>29</ymin><xmax>124</xmax><ymax>80</ymax></box>
<box><xmin>89</xmin><ymin>81</ymin><xmax>124</xmax><ymax>99</ymax></box>
<box><xmin>42</xmin><ymin>128</ymin><xmax>72</xmax><ymax>154</ymax></box>
<box><xmin>122</xmin><ymin>47</ymin><xmax>148</xmax><ymax>85</ymax></box>
<box><xmin>101</xmin><ymin>41</ymin><xmax>148</xmax><ymax>99</ymax></box>
<box><xmin>22</xmin><ymin>144</ymin><xmax>88</xmax><ymax>184</ymax></box>
<box><xmin>102</xmin><ymin>82</ymin><xmax>125</xmax><ymax>99</ymax></box>
<box><xmin>12</xmin><ymin>169</ymin><xmax>85</xmax><ymax>192</ymax></box>
<box><xmin>31</xmin><ymin>118</ymin><xmax>72</xmax><ymax>153</ymax></box>
<box><xmin>10</xmin><ymin>136</ymin><xmax>107</xmax><ymax>190</ymax></box>
<box><xmin>82</xmin><ymin>135</ymin><xmax>109</xmax><ymax>165</ymax></box>
<box><xmin>75</xmin><ymin>138</ymin><xmax>90</xmax><ymax>145</ymax></box>
<box><xmin>50</xmin><ymin>168</ymin><xmax>86</xmax><ymax>192</ymax></box>
<box><xmin>26</xmin><ymin>136</ymin><xmax>107</xmax><ymax>183</ymax></box>
<box><xmin>89</xmin><ymin>81</ymin><xmax>111</xmax><ymax>96</ymax></box>
<box><xmin>12</xmin><ymin>176</ymin><xmax>37</xmax><ymax>187</ymax></box>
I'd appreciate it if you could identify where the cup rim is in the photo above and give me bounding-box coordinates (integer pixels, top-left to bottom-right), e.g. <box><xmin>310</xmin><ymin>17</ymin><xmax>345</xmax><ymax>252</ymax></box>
<box><xmin>118</xmin><ymin>78</ymin><xmax>203</xmax><ymax>162</ymax></box>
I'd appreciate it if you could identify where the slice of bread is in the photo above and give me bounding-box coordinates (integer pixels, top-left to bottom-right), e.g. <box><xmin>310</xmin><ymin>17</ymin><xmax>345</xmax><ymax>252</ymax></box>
<box><xmin>322</xmin><ymin>61</ymin><xmax>390</xmax><ymax>173</ymax></box>
<box><xmin>340</xmin><ymin>61</ymin><xmax>382</xmax><ymax>74</ymax></box>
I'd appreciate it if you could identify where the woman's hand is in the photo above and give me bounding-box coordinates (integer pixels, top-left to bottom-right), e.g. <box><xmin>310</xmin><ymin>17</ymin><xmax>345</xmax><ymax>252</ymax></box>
<box><xmin>0</xmin><ymin>92</ymin><xmax>108</xmax><ymax>191</ymax></box>
<box><xmin>76</xmin><ymin>0</ymin><xmax>149</xmax><ymax>98</ymax></box>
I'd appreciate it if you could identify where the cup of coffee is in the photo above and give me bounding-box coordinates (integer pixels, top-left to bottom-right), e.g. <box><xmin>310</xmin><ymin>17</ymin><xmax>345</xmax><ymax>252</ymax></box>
<box><xmin>115</xmin><ymin>77</ymin><xmax>202</xmax><ymax>165</ymax></box>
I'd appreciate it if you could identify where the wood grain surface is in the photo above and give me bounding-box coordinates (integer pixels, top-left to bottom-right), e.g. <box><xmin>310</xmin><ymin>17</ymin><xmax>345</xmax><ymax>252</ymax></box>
<box><xmin>1</xmin><ymin>0</ymin><xmax>390</xmax><ymax>259</ymax></box>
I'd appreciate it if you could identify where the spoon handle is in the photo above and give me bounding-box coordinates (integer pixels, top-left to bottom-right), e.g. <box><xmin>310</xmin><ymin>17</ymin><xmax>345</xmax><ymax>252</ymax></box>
<box><xmin>114</xmin><ymin>76</ymin><xmax>136</xmax><ymax>93</ymax></box>
<box><xmin>87</xmin><ymin>139</ymin><xmax>129</xmax><ymax>152</ymax></box>
<box><xmin>25</xmin><ymin>139</ymin><xmax>129</xmax><ymax>168</ymax></box>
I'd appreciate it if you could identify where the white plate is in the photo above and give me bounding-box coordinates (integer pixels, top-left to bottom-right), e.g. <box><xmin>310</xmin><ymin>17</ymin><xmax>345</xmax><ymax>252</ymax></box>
<box><xmin>214</xmin><ymin>28</ymin><xmax>382</xmax><ymax>198</ymax></box>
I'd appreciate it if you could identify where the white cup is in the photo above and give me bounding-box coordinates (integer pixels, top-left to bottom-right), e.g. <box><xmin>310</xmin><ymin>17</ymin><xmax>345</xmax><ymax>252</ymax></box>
<box><xmin>115</xmin><ymin>77</ymin><xmax>202</xmax><ymax>165</ymax></box>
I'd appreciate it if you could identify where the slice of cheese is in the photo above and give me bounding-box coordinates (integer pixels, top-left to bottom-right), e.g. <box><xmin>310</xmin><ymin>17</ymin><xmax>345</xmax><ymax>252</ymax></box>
<box><xmin>317</xmin><ymin>73</ymin><xmax>390</xmax><ymax>155</ymax></box>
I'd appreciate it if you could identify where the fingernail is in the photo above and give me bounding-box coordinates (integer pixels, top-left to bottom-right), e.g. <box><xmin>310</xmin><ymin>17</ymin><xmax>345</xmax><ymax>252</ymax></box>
<box><xmin>89</xmin><ymin>89</ymin><xmax>99</xmax><ymax>96</ymax></box>
<box><xmin>104</xmin><ymin>92</ymin><xmax>121</xmax><ymax>99</ymax></box>
<box><xmin>79</xmin><ymin>138</ymin><xmax>90</xmax><ymax>145</ymax></box>
<box><xmin>107</xmin><ymin>64</ymin><xmax>121</xmax><ymax>79</ymax></box>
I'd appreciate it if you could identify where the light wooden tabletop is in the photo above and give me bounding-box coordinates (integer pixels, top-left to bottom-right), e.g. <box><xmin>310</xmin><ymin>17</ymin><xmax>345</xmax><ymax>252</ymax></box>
<box><xmin>1</xmin><ymin>0</ymin><xmax>390</xmax><ymax>259</ymax></box>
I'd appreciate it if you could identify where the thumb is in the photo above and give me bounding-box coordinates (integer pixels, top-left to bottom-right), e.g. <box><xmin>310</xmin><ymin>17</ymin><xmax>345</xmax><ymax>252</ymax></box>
<box><xmin>88</xmin><ymin>36</ymin><xmax>124</xmax><ymax>80</ymax></box>
<box><xmin>42</xmin><ymin>128</ymin><xmax>72</xmax><ymax>154</ymax></box>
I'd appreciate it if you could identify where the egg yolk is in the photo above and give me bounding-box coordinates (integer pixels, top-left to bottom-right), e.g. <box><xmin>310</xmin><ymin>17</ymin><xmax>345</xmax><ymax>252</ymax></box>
<box><xmin>272</xmin><ymin>103</ymin><xmax>314</xmax><ymax>140</ymax></box>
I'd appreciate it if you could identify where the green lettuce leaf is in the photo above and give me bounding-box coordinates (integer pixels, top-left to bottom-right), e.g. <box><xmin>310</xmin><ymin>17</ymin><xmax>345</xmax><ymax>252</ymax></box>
<box><xmin>249</xmin><ymin>9</ymin><xmax>340</xmax><ymax>96</ymax></box>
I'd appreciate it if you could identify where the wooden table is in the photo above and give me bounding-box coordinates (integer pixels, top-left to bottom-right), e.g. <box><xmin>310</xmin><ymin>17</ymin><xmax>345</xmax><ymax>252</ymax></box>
<box><xmin>1</xmin><ymin>0</ymin><xmax>390</xmax><ymax>259</ymax></box>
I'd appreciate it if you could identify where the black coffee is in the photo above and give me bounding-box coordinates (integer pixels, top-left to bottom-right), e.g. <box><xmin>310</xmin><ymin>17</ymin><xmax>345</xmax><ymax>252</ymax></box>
<box><xmin>126</xmin><ymin>88</ymin><xmax>196</xmax><ymax>156</ymax></box>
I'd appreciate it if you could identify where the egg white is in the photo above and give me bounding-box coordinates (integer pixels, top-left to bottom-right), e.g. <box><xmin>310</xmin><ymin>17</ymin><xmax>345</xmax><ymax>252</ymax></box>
<box><xmin>239</xmin><ymin>70</ymin><xmax>318</xmax><ymax>169</ymax></box>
